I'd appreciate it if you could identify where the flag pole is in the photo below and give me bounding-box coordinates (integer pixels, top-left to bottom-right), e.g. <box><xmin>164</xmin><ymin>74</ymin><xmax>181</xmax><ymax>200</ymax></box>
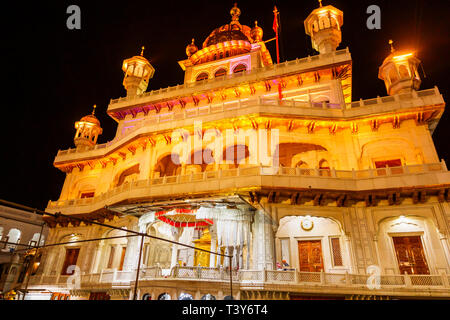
<box><xmin>273</xmin><ymin>6</ymin><xmax>283</xmax><ymax>101</ymax></box>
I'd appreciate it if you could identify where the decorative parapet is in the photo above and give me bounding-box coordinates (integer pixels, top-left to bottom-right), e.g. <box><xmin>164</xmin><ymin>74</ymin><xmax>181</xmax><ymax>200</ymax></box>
<box><xmin>27</xmin><ymin>267</ymin><xmax>450</xmax><ymax>298</ymax></box>
<box><xmin>107</xmin><ymin>48</ymin><xmax>352</xmax><ymax>111</ymax></box>
<box><xmin>46</xmin><ymin>162</ymin><xmax>449</xmax><ymax>214</ymax></box>
<box><xmin>55</xmin><ymin>87</ymin><xmax>444</xmax><ymax>165</ymax></box>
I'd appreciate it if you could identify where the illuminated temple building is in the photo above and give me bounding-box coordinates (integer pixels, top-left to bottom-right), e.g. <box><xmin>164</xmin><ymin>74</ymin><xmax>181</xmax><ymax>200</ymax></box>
<box><xmin>26</xmin><ymin>3</ymin><xmax>450</xmax><ymax>300</ymax></box>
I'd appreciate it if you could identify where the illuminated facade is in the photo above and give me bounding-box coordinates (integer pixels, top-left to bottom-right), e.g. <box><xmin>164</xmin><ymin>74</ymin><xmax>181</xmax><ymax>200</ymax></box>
<box><xmin>26</xmin><ymin>3</ymin><xmax>450</xmax><ymax>300</ymax></box>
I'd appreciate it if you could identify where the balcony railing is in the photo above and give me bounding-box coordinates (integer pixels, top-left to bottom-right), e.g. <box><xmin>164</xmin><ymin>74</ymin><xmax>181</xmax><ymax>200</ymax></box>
<box><xmin>28</xmin><ymin>268</ymin><xmax>450</xmax><ymax>294</ymax></box>
<box><xmin>47</xmin><ymin>161</ymin><xmax>448</xmax><ymax>210</ymax></box>
<box><xmin>56</xmin><ymin>87</ymin><xmax>442</xmax><ymax>159</ymax></box>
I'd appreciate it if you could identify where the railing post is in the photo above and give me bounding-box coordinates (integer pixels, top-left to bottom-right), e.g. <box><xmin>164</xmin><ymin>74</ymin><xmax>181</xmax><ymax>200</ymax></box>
<box><xmin>351</xmin><ymin>168</ymin><xmax>356</xmax><ymax>179</ymax></box>
<box><xmin>345</xmin><ymin>271</ymin><xmax>350</xmax><ymax>285</ymax></box>
<box><xmin>320</xmin><ymin>270</ymin><xmax>325</xmax><ymax>285</ymax></box>
<box><xmin>263</xmin><ymin>268</ymin><xmax>267</xmax><ymax>283</ymax></box>
<box><xmin>315</xmin><ymin>167</ymin><xmax>320</xmax><ymax>176</ymax></box>
<box><xmin>404</xmin><ymin>272</ymin><xmax>412</xmax><ymax>288</ymax></box>
<box><xmin>294</xmin><ymin>269</ymin><xmax>298</xmax><ymax>284</ymax></box>
<box><xmin>55</xmin><ymin>274</ymin><xmax>60</xmax><ymax>285</ymax></box>
<box><xmin>386</xmin><ymin>166</ymin><xmax>391</xmax><ymax>176</ymax></box>
<box><xmin>113</xmin><ymin>269</ymin><xmax>117</xmax><ymax>283</ymax></box>
<box><xmin>403</xmin><ymin>165</ymin><xmax>409</xmax><ymax>174</ymax></box>
<box><xmin>369</xmin><ymin>167</ymin><xmax>374</xmax><ymax>178</ymax></box>
<box><xmin>99</xmin><ymin>269</ymin><xmax>103</xmax><ymax>283</ymax></box>
<box><xmin>331</xmin><ymin>167</ymin><xmax>336</xmax><ymax>178</ymax></box>
<box><xmin>218</xmin><ymin>169</ymin><xmax>222</xmax><ymax>179</ymax></box>
<box><xmin>441</xmin><ymin>272</ymin><xmax>449</xmax><ymax>288</ymax></box>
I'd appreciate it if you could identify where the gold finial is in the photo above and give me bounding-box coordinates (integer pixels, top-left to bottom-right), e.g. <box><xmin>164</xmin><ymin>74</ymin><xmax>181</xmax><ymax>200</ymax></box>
<box><xmin>230</xmin><ymin>2</ymin><xmax>241</xmax><ymax>21</ymax></box>
<box><xmin>255</xmin><ymin>20</ymin><xmax>258</xmax><ymax>27</ymax></box>
<box><xmin>273</xmin><ymin>6</ymin><xmax>278</xmax><ymax>13</ymax></box>
<box><xmin>319</xmin><ymin>0</ymin><xmax>323</xmax><ymax>7</ymax></box>
<box><xmin>140</xmin><ymin>46</ymin><xmax>145</xmax><ymax>56</ymax></box>
<box><xmin>191</xmin><ymin>38</ymin><xmax>195</xmax><ymax>44</ymax></box>
<box><xmin>389</xmin><ymin>39</ymin><xmax>395</xmax><ymax>53</ymax></box>
<box><xmin>92</xmin><ymin>104</ymin><xmax>96</xmax><ymax>115</ymax></box>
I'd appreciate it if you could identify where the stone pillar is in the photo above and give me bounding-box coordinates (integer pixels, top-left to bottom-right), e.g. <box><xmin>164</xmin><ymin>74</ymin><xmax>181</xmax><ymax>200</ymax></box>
<box><xmin>170</xmin><ymin>234</ymin><xmax>180</xmax><ymax>269</ymax></box>
<box><xmin>252</xmin><ymin>209</ymin><xmax>275</xmax><ymax>270</ymax></box>
<box><xmin>91</xmin><ymin>243</ymin><xmax>104</xmax><ymax>273</ymax></box>
<box><xmin>122</xmin><ymin>221</ymin><xmax>140</xmax><ymax>271</ymax></box>
<box><xmin>209</xmin><ymin>238</ymin><xmax>217</xmax><ymax>268</ymax></box>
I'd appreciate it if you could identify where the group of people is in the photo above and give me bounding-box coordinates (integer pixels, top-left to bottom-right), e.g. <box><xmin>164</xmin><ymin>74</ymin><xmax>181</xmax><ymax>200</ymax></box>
<box><xmin>276</xmin><ymin>260</ymin><xmax>291</xmax><ymax>271</ymax></box>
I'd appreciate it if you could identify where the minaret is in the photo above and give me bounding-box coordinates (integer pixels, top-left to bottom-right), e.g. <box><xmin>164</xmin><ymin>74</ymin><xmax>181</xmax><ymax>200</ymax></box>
<box><xmin>122</xmin><ymin>46</ymin><xmax>155</xmax><ymax>97</ymax></box>
<box><xmin>378</xmin><ymin>40</ymin><xmax>422</xmax><ymax>96</ymax></box>
<box><xmin>74</xmin><ymin>105</ymin><xmax>103</xmax><ymax>150</ymax></box>
<box><xmin>304</xmin><ymin>0</ymin><xmax>344</xmax><ymax>54</ymax></box>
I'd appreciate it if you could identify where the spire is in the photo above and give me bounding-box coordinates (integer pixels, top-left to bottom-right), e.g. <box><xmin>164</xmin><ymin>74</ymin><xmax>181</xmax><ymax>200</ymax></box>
<box><xmin>122</xmin><ymin>47</ymin><xmax>155</xmax><ymax>97</ymax></box>
<box><xmin>389</xmin><ymin>39</ymin><xmax>395</xmax><ymax>53</ymax></box>
<box><xmin>92</xmin><ymin>104</ymin><xmax>96</xmax><ymax>116</ymax></box>
<box><xmin>304</xmin><ymin>2</ymin><xmax>343</xmax><ymax>54</ymax></box>
<box><xmin>230</xmin><ymin>3</ymin><xmax>241</xmax><ymax>22</ymax></box>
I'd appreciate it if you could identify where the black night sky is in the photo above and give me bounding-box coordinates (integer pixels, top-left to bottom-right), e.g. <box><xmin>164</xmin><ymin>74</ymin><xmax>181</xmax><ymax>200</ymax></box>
<box><xmin>0</xmin><ymin>0</ymin><xmax>449</xmax><ymax>210</ymax></box>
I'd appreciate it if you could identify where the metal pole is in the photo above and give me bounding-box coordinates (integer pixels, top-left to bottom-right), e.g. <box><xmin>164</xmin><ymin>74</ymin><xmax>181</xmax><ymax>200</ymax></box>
<box><xmin>133</xmin><ymin>235</ymin><xmax>144</xmax><ymax>300</ymax></box>
<box><xmin>229</xmin><ymin>255</ymin><xmax>233</xmax><ymax>300</ymax></box>
<box><xmin>22</xmin><ymin>222</ymin><xmax>45</xmax><ymax>300</ymax></box>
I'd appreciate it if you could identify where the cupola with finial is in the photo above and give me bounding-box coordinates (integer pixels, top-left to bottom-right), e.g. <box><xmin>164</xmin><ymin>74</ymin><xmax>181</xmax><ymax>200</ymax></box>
<box><xmin>378</xmin><ymin>40</ymin><xmax>421</xmax><ymax>96</ymax></box>
<box><xmin>122</xmin><ymin>46</ymin><xmax>155</xmax><ymax>97</ymax></box>
<box><xmin>186</xmin><ymin>39</ymin><xmax>198</xmax><ymax>57</ymax></box>
<box><xmin>74</xmin><ymin>105</ymin><xmax>103</xmax><ymax>150</ymax></box>
<box><xmin>304</xmin><ymin>0</ymin><xmax>344</xmax><ymax>54</ymax></box>
<box><xmin>251</xmin><ymin>21</ymin><xmax>263</xmax><ymax>43</ymax></box>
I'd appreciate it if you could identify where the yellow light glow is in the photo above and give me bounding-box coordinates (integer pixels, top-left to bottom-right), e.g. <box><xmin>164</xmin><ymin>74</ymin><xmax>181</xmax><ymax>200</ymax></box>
<box><xmin>393</xmin><ymin>53</ymin><xmax>413</xmax><ymax>61</ymax></box>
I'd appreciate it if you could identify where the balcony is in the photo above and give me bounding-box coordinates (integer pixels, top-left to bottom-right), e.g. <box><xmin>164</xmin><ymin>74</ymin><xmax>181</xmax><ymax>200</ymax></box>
<box><xmin>55</xmin><ymin>86</ymin><xmax>444</xmax><ymax>163</ymax></box>
<box><xmin>46</xmin><ymin>162</ymin><xmax>449</xmax><ymax>214</ymax></box>
<box><xmin>27</xmin><ymin>267</ymin><xmax>450</xmax><ymax>298</ymax></box>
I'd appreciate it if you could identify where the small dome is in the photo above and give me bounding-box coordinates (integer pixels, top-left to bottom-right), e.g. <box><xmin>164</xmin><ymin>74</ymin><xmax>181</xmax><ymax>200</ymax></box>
<box><xmin>250</xmin><ymin>21</ymin><xmax>263</xmax><ymax>42</ymax></box>
<box><xmin>186</xmin><ymin>39</ymin><xmax>198</xmax><ymax>57</ymax></box>
<box><xmin>80</xmin><ymin>114</ymin><xmax>100</xmax><ymax>126</ymax></box>
<box><xmin>78</xmin><ymin>105</ymin><xmax>101</xmax><ymax>127</ymax></box>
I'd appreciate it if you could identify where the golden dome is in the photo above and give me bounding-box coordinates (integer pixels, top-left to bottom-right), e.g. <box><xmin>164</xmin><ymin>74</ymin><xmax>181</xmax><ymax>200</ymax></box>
<box><xmin>186</xmin><ymin>4</ymin><xmax>263</xmax><ymax>65</ymax></box>
<box><xmin>202</xmin><ymin>3</ymin><xmax>253</xmax><ymax>48</ymax></box>
<box><xmin>186</xmin><ymin>38</ymin><xmax>198</xmax><ymax>57</ymax></box>
<box><xmin>250</xmin><ymin>21</ymin><xmax>263</xmax><ymax>42</ymax></box>
<box><xmin>78</xmin><ymin>105</ymin><xmax>101</xmax><ymax>127</ymax></box>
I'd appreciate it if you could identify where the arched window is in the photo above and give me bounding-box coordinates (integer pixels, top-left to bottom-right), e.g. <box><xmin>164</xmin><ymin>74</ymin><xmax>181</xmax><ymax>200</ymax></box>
<box><xmin>158</xmin><ymin>293</ymin><xmax>171</xmax><ymax>300</ymax></box>
<box><xmin>178</xmin><ymin>293</ymin><xmax>193</xmax><ymax>300</ymax></box>
<box><xmin>28</xmin><ymin>233</ymin><xmax>45</xmax><ymax>247</ymax></box>
<box><xmin>196</xmin><ymin>72</ymin><xmax>209</xmax><ymax>81</ymax></box>
<box><xmin>214</xmin><ymin>68</ymin><xmax>227</xmax><ymax>78</ymax></box>
<box><xmin>233</xmin><ymin>64</ymin><xmax>247</xmax><ymax>74</ymax></box>
<box><xmin>201</xmin><ymin>294</ymin><xmax>216</xmax><ymax>300</ymax></box>
<box><xmin>398</xmin><ymin>64</ymin><xmax>410</xmax><ymax>78</ymax></box>
<box><xmin>389</xmin><ymin>68</ymin><xmax>399</xmax><ymax>83</ymax></box>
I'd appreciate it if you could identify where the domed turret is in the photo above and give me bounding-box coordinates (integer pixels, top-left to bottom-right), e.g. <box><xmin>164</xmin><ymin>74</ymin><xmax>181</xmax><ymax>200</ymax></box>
<box><xmin>304</xmin><ymin>0</ymin><xmax>344</xmax><ymax>54</ymax></box>
<box><xmin>74</xmin><ymin>105</ymin><xmax>103</xmax><ymax>150</ymax></box>
<box><xmin>378</xmin><ymin>40</ymin><xmax>421</xmax><ymax>96</ymax></box>
<box><xmin>250</xmin><ymin>21</ymin><xmax>263</xmax><ymax>42</ymax></box>
<box><xmin>186</xmin><ymin>39</ymin><xmax>198</xmax><ymax>57</ymax></box>
<box><xmin>122</xmin><ymin>46</ymin><xmax>155</xmax><ymax>97</ymax></box>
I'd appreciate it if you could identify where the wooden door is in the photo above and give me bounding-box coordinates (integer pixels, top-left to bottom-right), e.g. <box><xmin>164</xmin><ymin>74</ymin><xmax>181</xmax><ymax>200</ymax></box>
<box><xmin>61</xmin><ymin>248</ymin><xmax>80</xmax><ymax>275</ymax></box>
<box><xmin>298</xmin><ymin>240</ymin><xmax>324</xmax><ymax>272</ymax></box>
<box><xmin>392</xmin><ymin>236</ymin><xmax>430</xmax><ymax>275</ymax></box>
<box><xmin>119</xmin><ymin>247</ymin><xmax>126</xmax><ymax>271</ymax></box>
